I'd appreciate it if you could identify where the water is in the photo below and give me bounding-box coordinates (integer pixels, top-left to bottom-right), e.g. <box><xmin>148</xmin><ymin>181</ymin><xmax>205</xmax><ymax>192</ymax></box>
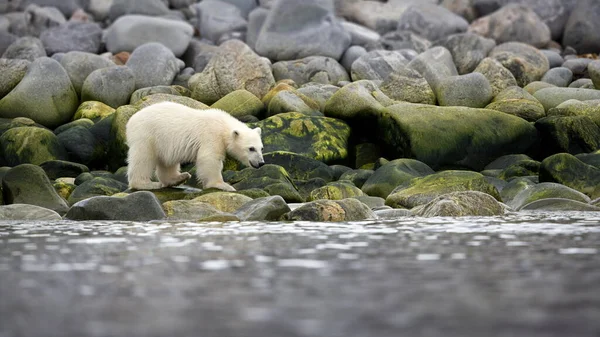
<box><xmin>1</xmin><ymin>212</ymin><xmax>600</xmax><ymax>337</ymax></box>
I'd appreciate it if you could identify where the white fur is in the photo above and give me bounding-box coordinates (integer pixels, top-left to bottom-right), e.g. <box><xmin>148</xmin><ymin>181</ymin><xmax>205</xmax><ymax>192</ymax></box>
<box><xmin>126</xmin><ymin>101</ymin><xmax>264</xmax><ymax>191</ymax></box>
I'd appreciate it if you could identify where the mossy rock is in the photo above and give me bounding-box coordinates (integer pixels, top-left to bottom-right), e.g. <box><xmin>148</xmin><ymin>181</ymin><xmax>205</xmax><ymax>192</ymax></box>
<box><xmin>500</xmin><ymin>177</ymin><xmax>536</xmax><ymax>205</ymax></box>
<box><xmin>508</xmin><ymin>182</ymin><xmax>591</xmax><ymax>211</ymax></box>
<box><xmin>484</xmin><ymin>154</ymin><xmax>534</xmax><ymax>170</ymax></box>
<box><xmin>0</xmin><ymin>127</ymin><xmax>67</xmax><ymax>166</ymax></box>
<box><xmin>235</xmin><ymin>188</ymin><xmax>271</xmax><ymax>199</ymax></box>
<box><xmin>308</xmin><ymin>181</ymin><xmax>365</xmax><ymax>201</ymax></box>
<box><xmin>294</xmin><ymin>178</ymin><xmax>327</xmax><ymax>201</ymax></box>
<box><xmin>412</xmin><ymin>191</ymin><xmax>507</xmax><ymax>217</ymax></box>
<box><xmin>129</xmin><ymin>85</ymin><xmax>190</xmax><ymax>104</ymax></box>
<box><xmin>497</xmin><ymin>160</ymin><xmax>540</xmax><ymax>181</ymax></box>
<box><xmin>547</xmin><ymin>100</ymin><xmax>600</xmax><ymax>127</ymax></box>
<box><xmin>162</xmin><ymin>199</ymin><xmax>225</xmax><ymax>220</ymax></box>
<box><xmin>191</xmin><ymin>191</ymin><xmax>252</xmax><ymax>213</ymax></box>
<box><xmin>535</xmin><ymin>116</ymin><xmax>600</xmax><ymax>157</ymax></box>
<box><xmin>282</xmin><ymin>198</ymin><xmax>375</xmax><ymax>221</ymax></box>
<box><xmin>252</xmin><ymin>112</ymin><xmax>350</xmax><ymax>164</ymax></box>
<box><xmin>379</xmin><ymin>102</ymin><xmax>538</xmax><ymax>170</ymax></box>
<box><xmin>67</xmin><ymin>176</ymin><xmax>128</xmax><ymax>205</ymax></box>
<box><xmin>0</xmin><ymin>117</ymin><xmax>42</xmax><ymax>136</ymax></box>
<box><xmin>211</xmin><ymin>89</ymin><xmax>265</xmax><ymax>118</ymax></box>
<box><xmin>338</xmin><ymin>169</ymin><xmax>373</xmax><ymax>188</ymax></box>
<box><xmin>355</xmin><ymin>142</ymin><xmax>382</xmax><ymax>168</ymax></box>
<box><xmin>53</xmin><ymin>179</ymin><xmax>76</xmax><ymax>201</ymax></box>
<box><xmin>143</xmin><ymin>186</ymin><xmax>205</xmax><ymax>204</ymax></box>
<box><xmin>73</xmin><ymin>101</ymin><xmax>115</xmax><ymax>122</ymax></box>
<box><xmin>361</xmin><ymin>158</ymin><xmax>435</xmax><ymax>198</ymax></box>
<box><xmin>261</xmin><ymin>82</ymin><xmax>297</xmax><ymax>106</ymax></box>
<box><xmin>267</xmin><ymin>90</ymin><xmax>321</xmax><ymax>117</ymax></box>
<box><xmin>539</xmin><ymin>153</ymin><xmax>600</xmax><ymax>199</ymax></box>
<box><xmin>486</xmin><ymin>99</ymin><xmax>546</xmax><ymax>122</ymax></box>
<box><xmin>385</xmin><ymin>170</ymin><xmax>500</xmax><ymax>209</ymax></box>
<box><xmin>230</xmin><ymin>164</ymin><xmax>303</xmax><ymax>202</ymax></box>
<box><xmin>263</xmin><ymin>151</ymin><xmax>335</xmax><ymax>182</ymax></box>
<box><xmin>323</xmin><ymin>80</ymin><xmax>393</xmax><ymax>122</ymax></box>
<box><xmin>520</xmin><ymin>198</ymin><xmax>600</xmax><ymax>212</ymax></box>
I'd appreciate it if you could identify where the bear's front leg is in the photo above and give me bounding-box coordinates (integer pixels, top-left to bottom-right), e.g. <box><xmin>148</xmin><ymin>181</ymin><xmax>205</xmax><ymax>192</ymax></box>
<box><xmin>196</xmin><ymin>157</ymin><xmax>236</xmax><ymax>192</ymax></box>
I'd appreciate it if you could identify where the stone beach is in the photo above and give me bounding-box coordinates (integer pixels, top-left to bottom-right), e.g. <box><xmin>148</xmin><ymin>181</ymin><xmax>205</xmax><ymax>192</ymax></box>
<box><xmin>1</xmin><ymin>0</ymin><xmax>600</xmax><ymax>221</ymax></box>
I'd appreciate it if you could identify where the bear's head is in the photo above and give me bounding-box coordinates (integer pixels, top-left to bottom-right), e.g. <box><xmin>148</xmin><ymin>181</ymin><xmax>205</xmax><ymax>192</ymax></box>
<box><xmin>228</xmin><ymin>127</ymin><xmax>265</xmax><ymax>168</ymax></box>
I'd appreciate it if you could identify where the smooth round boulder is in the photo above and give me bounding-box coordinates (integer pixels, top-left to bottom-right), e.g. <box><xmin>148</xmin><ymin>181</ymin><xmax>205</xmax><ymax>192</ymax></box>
<box><xmin>508</xmin><ymin>182</ymin><xmax>591</xmax><ymax>211</ymax></box>
<box><xmin>234</xmin><ymin>195</ymin><xmax>291</xmax><ymax>221</ymax></box>
<box><xmin>0</xmin><ymin>127</ymin><xmax>67</xmax><ymax>166</ymax></box>
<box><xmin>0</xmin><ymin>204</ymin><xmax>62</xmax><ymax>220</ymax></box>
<box><xmin>81</xmin><ymin>66</ymin><xmax>136</xmax><ymax>108</ymax></box>
<box><xmin>40</xmin><ymin>22</ymin><xmax>103</xmax><ymax>55</ymax></box>
<box><xmin>361</xmin><ymin>159</ymin><xmax>435</xmax><ymax>199</ymax></box>
<box><xmin>126</xmin><ymin>43</ymin><xmax>184</xmax><ymax>90</ymax></box>
<box><xmin>434</xmin><ymin>33</ymin><xmax>496</xmax><ymax>75</ymax></box>
<box><xmin>412</xmin><ymin>191</ymin><xmax>506</xmax><ymax>217</ymax></box>
<box><xmin>272</xmin><ymin>56</ymin><xmax>350</xmax><ymax>86</ymax></box>
<box><xmin>0</xmin><ymin>58</ymin><xmax>29</xmax><ymax>99</ymax></box>
<box><xmin>1</xmin><ymin>36</ymin><xmax>46</xmax><ymax>61</ymax></box>
<box><xmin>65</xmin><ymin>191</ymin><xmax>166</xmax><ymax>221</ymax></box>
<box><xmin>436</xmin><ymin>73</ymin><xmax>493</xmax><ymax>108</ymax></box>
<box><xmin>59</xmin><ymin>51</ymin><xmax>115</xmax><ymax>96</ymax></box>
<box><xmin>489</xmin><ymin>42</ymin><xmax>550</xmax><ymax>87</ymax></box>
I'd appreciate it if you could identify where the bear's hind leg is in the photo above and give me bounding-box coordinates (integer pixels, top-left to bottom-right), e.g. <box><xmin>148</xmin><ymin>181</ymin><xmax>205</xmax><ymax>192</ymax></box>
<box><xmin>127</xmin><ymin>147</ymin><xmax>162</xmax><ymax>190</ymax></box>
<box><xmin>156</xmin><ymin>163</ymin><xmax>191</xmax><ymax>187</ymax></box>
<box><xmin>196</xmin><ymin>158</ymin><xmax>235</xmax><ymax>191</ymax></box>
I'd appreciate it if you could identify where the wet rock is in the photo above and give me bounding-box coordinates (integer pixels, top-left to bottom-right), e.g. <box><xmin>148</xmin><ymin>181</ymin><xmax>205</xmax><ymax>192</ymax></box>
<box><xmin>541</xmin><ymin>67</ymin><xmax>573</xmax><ymax>87</ymax></box>
<box><xmin>0</xmin><ymin>57</ymin><xmax>78</xmax><ymax>128</ymax></box>
<box><xmin>563</xmin><ymin>0</ymin><xmax>600</xmax><ymax>54</ymax></box>
<box><xmin>508</xmin><ymin>182</ymin><xmax>591</xmax><ymax>211</ymax></box>
<box><xmin>107</xmin><ymin>0</ymin><xmax>170</xmax><ymax>21</ymax></box>
<box><xmin>361</xmin><ymin>159</ymin><xmax>435</xmax><ymax>199</ymax></box>
<box><xmin>308</xmin><ymin>181</ymin><xmax>365</xmax><ymax>201</ymax></box>
<box><xmin>520</xmin><ymin>198</ymin><xmax>600</xmax><ymax>212</ymax></box>
<box><xmin>497</xmin><ymin>160</ymin><xmax>540</xmax><ymax>181</ymax></box>
<box><xmin>191</xmin><ymin>192</ymin><xmax>252</xmax><ymax>213</ymax></box>
<box><xmin>473</xmin><ymin>57</ymin><xmax>518</xmax><ymax>97</ymax></box>
<box><xmin>434</xmin><ymin>33</ymin><xmax>496</xmax><ymax>75</ymax></box>
<box><xmin>379</xmin><ymin>103</ymin><xmax>537</xmax><ymax>171</ymax></box>
<box><xmin>58</xmin><ymin>51</ymin><xmax>115</xmax><ymax>96</ymax></box>
<box><xmin>0</xmin><ymin>58</ymin><xmax>29</xmax><ymax>99</ymax></box>
<box><xmin>262</xmin><ymin>151</ymin><xmax>335</xmax><ymax>182</ymax></box>
<box><xmin>40</xmin><ymin>160</ymin><xmax>89</xmax><ymax>180</ymax></box>
<box><xmin>339</xmin><ymin>169</ymin><xmax>373</xmax><ymax>189</ymax></box>
<box><xmin>230</xmin><ymin>164</ymin><xmax>302</xmax><ymax>202</ymax></box>
<box><xmin>126</xmin><ymin>43</ymin><xmax>184</xmax><ymax>90</ymax></box>
<box><xmin>81</xmin><ymin>66</ymin><xmax>136</xmax><ymax>109</ymax></box>
<box><xmin>374</xmin><ymin>208</ymin><xmax>412</xmax><ymax>219</ymax></box>
<box><xmin>350</xmin><ymin>50</ymin><xmax>410</xmax><ymax>82</ymax></box>
<box><xmin>539</xmin><ymin>153</ymin><xmax>600</xmax><ymax>199</ymax></box>
<box><xmin>0</xmin><ymin>204</ymin><xmax>62</xmax><ymax>220</ymax></box>
<box><xmin>412</xmin><ymin>191</ymin><xmax>507</xmax><ymax>217</ymax></box>
<box><xmin>397</xmin><ymin>3</ymin><xmax>469</xmax><ymax>42</ymax></box>
<box><xmin>535</xmin><ymin>116</ymin><xmax>600</xmax><ymax>157</ymax></box>
<box><xmin>324</xmin><ymin>80</ymin><xmax>394</xmax><ymax>122</ymax></box>
<box><xmin>469</xmin><ymin>4</ymin><xmax>550</xmax><ymax>48</ymax></box>
<box><xmin>534</xmin><ymin>87</ymin><xmax>600</xmax><ymax>111</ymax></box>
<box><xmin>436</xmin><ymin>73</ymin><xmax>493</xmax><ymax>108</ymax></box>
<box><xmin>65</xmin><ymin>191</ymin><xmax>166</xmax><ymax>221</ymax></box>
<box><xmin>193</xmin><ymin>0</ymin><xmax>247</xmax><ymax>43</ymax></box>
<box><xmin>67</xmin><ymin>176</ymin><xmax>128</xmax><ymax>205</ymax></box>
<box><xmin>379</xmin><ymin>67</ymin><xmax>436</xmax><ymax>105</ymax></box>
<box><xmin>489</xmin><ymin>42</ymin><xmax>550</xmax><ymax>87</ymax></box>
<box><xmin>485</xmin><ymin>86</ymin><xmax>546</xmax><ymax>122</ymax></box>
<box><xmin>385</xmin><ymin>170</ymin><xmax>500</xmax><ymax>209</ymax></box>
<box><xmin>234</xmin><ymin>195</ymin><xmax>291</xmax><ymax>221</ymax></box>
<box><xmin>210</xmin><ymin>90</ymin><xmax>264</xmax><ymax>118</ymax></box>
<box><xmin>0</xmin><ymin>127</ymin><xmax>67</xmax><ymax>166</ymax></box>
<box><xmin>162</xmin><ymin>199</ymin><xmax>225</xmax><ymax>220</ymax></box>
<box><xmin>254</xmin><ymin>0</ymin><xmax>350</xmax><ymax>61</ymax></box>
<box><xmin>499</xmin><ymin>177</ymin><xmax>536</xmax><ymax>205</ymax></box>
<box><xmin>2</xmin><ymin>36</ymin><xmax>46</xmax><ymax>61</ymax></box>
<box><xmin>272</xmin><ymin>56</ymin><xmax>349</xmax><ymax>86</ymax></box>
<box><xmin>40</xmin><ymin>22</ymin><xmax>102</xmax><ymax>55</ymax></box>
<box><xmin>2</xmin><ymin>164</ymin><xmax>69</xmax><ymax>214</ymax></box>
<box><xmin>283</xmin><ymin>198</ymin><xmax>375</xmax><ymax>221</ymax></box>
<box><xmin>189</xmin><ymin>39</ymin><xmax>275</xmax><ymax>105</ymax></box>
<box><xmin>104</xmin><ymin>15</ymin><xmax>194</xmax><ymax>58</ymax></box>
<box><xmin>255</xmin><ymin>113</ymin><xmax>350</xmax><ymax>164</ymax></box>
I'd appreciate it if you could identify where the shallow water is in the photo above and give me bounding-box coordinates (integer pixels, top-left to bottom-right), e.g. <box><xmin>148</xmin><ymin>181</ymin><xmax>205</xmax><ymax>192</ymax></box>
<box><xmin>1</xmin><ymin>212</ymin><xmax>600</xmax><ymax>337</ymax></box>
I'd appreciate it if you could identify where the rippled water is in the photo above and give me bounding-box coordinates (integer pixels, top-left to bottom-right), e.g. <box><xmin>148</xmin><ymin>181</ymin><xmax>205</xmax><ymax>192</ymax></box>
<box><xmin>1</xmin><ymin>212</ymin><xmax>600</xmax><ymax>337</ymax></box>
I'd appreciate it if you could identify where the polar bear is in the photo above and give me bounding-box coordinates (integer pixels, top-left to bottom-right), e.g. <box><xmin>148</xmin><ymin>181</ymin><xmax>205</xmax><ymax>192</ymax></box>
<box><xmin>125</xmin><ymin>101</ymin><xmax>264</xmax><ymax>191</ymax></box>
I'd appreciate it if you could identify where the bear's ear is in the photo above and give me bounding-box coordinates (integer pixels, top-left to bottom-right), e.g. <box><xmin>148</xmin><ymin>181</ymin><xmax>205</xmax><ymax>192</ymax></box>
<box><xmin>233</xmin><ymin>130</ymin><xmax>239</xmax><ymax>138</ymax></box>
<box><xmin>254</xmin><ymin>127</ymin><xmax>261</xmax><ymax>135</ymax></box>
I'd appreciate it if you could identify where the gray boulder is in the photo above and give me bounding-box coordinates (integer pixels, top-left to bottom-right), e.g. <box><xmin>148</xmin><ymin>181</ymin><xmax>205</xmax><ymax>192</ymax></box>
<box><xmin>434</xmin><ymin>33</ymin><xmax>496</xmax><ymax>75</ymax></box>
<box><xmin>59</xmin><ymin>51</ymin><xmax>115</xmax><ymax>96</ymax></box>
<box><xmin>246</xmin><ymin>6</ymin><xmax>269</xmax><ymax>50</ymax></box>
<box><xmin>272</xmin><ymin>56</ymin><xmax>349</xmax><ymax>86</ymax></box>
<box><xmin>413</xmin><ymin>191</ymin><xmax>507</xmax><ymax>217</ymax></box>
<box><xmin>406</xmin><ymin>46</ymin><xmax>458</xmax><ymax>94</ymax></box>
<box><xmin>193</xmin><ymin>0</ymin><xmax>247</xmax><ymax>43</ymax></box>
<box><xmin>397</xmin><ymin>3</ymin><xmax>469</xmax><ymax>42</ymax></box>
<box><xmin>65</xmin><ymin>191</ymin><xmax>166</xmax><ymax>221</ymax></box>
<box><xmin>254</xmin><ymin>0</ymin><xmax>351</xmax><ymax>61</ymax></box>
<box><xmin>563</xmin><ymin>0</ymin><xmax>600</xmax><ymax>54</ymax></box>
<box><xmin>40</xmin><ymin>22</ymin><xmax>102</xmax><ymax>55</ymax></box>
<box><xmin>341</xmin><ymin>21</ymin><xmax>381</xmax><ymax>47</ymax></box>
<box><xmin>473</xmin><ymin>57</ymin><xmax>518</xmax><ymax>97</ymax></box>
<box><xmin>589</xmin><ymin>60</ymin><xmax>600</xmax><ymax>90</ymax></box>
<box><xmin>2</xmin><ymin>36</ymin><xmax>46</xmax><ymax>61</ymax></box>
<box><xmin>0</xmin><ymin>204</ymin><xmax>62</xmax><ymax>220</ymax></box>
<box><xmin>234</xmin><ymin>195</ymin><xmax>291</xmax><ymax>221</ymax></box>
<box><xmin>0</xmin><ymin>58</ymin><xmax>30</xmax><ymax>99</ymax></box>
<box><xmin>6</xmin><ymin>4</ymin><xmax>65</xmax><ymax>37</ymax></box>
<box><xmin>2</xmin><ymin>164</ymin><xmax>69</xmax><ymax>214</ymax></box>
<box><xmin>379</xmin><ymin>67</ymin><xmax>436</xmax><ymax>105</ymax></box>
<box><xmin>81</xmin><ymin>66</ymin><xmax>136</xmax><ymax>108</ymax></box>
<box><xmin>0</xmin><ymin>32</ymin><xmax>18</xmax><ymax>56</ymax></box>
<box><xmin>361</xmin><ymin>158</ymin><xmax>434</xmax><ymax>198</ymax></box>
<box><xmin>533</xmin><ymin>87</ymin><xmax>600</xmax><ymax>111</ymax></box>
<box><xmin>489</xmin><ymin>42</ymin><xmax>550</xmax><ymax>87</ymax></box>
<box><xmin>107</xmin><ymin>0</ymin><xmax>170</xmax><ymax>21</ymax></box>
<box><xmin>350</xmin><ymin>50</ymin><xmax>410</xmax><ymax>82</ymax></box>
<box><xmin>104</xmin><ymin>15</ymin><xmax>194</xmax><ymax>57</ymax></box>
<box><xmin>541</xmin><ymin>67</ymin><xmax>573</xmax><ymax>87</ymax></box>
<box><xmin>436</xmin><ymin>73</ymin><xmax>493</xmax><ymax>108</ymax></box>
<box><xmin>0</xmin><ymin>57</ymin><xmax>78</xmax><ymax>128</ymax></box>
<box><xmin>126</xmin><ymin>42</ymin><xmax>185</xmax><ymax>90</ymax></box>
<box><xmin>14</xmin><ymin>0</ymin><xmax>83</xmax><ymax>17</ymax></box>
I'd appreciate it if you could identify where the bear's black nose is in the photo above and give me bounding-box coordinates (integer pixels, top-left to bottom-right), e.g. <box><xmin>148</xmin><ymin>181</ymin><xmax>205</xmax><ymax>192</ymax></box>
<box><xmin>258</xmin><ymin>161</ymin><xmax>265</xmax><ymax>167</ymax></box>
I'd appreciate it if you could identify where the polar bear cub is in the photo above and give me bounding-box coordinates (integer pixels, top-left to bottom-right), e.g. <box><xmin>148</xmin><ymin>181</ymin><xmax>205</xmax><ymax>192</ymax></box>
<box><xmin>126</xmin><ymin>101</ymin><xmax>264</xmax><ymax>191</ymax></box>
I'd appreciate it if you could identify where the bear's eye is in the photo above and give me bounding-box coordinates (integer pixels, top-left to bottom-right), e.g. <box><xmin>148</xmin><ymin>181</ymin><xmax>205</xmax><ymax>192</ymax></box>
<box><xmin>249</xmin><ymin>147</ymin><xmax>256</xmax><ymax>152</ymax></box>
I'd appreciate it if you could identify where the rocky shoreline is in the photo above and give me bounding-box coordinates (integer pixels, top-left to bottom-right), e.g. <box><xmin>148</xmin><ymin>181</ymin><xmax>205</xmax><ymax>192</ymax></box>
<box><xmin>1</xmin><ymin>0</ymin><xmax>600</xmax><ymax>222</ymax></box>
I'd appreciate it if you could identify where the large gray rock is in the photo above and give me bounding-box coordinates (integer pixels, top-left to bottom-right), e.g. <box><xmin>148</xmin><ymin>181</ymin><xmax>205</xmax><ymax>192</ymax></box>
<box><xmin>189</xmin><ymin>39</ymin><xmax>275</xmax><ymax>104</ymax></box>
<box><xmin>0</xmin><ymin>204</ymin><xmax>62</xmax><ymax>220</ymax></box>
<box><xmin>1</xmin><ymin>36</ymin><xmax>46</xmax><ymax>61</ymax></box>
<box><xmin>508</xmin><ymin>182</ymin><xmax>591</xmax><ymax>211</ymax></box>
<box><xmin>234</xmin><ymin>195</ymin><xmax>291</xmax><ymax>221</ymax></box>
<box><xmin>350</xmin><ymin>50</ymin><xmax>410</xmax><ymax>82</ymax></box>
<box><xmin>473</xmin><ymin>57</ymin><xmax>518</xmax><ymax>97</ymax></box>
<box><xmin>2</xmin><ymin>164</ymin><xmax>69</xmax><ymax>214</ymax></box>
<box><xmin>396</xmin><ymin>3</ymin><xmax>469</xmax><ymax>42</ymax></box>
<box><xmin>107</xmin><ymin>0</ymin><xmax>170</xmax><ymax>21</ymax></box>
<box><xmin>65</xmin><ymin>191</ymin><xmax>167</xmax><ymax>221</ymax></box>
<box><xmin>533</xmin><ymin>87</ymin><xmax>600</xmax><ymax>111</ymax></box>
<box><xmin>193</xmin><ymin>0</ymin><xmax>248</xmax><ymax>43</ymax></box>
<box><xmin>563</xmin><ymin>0</ymin><xmax>600</xmax><ymax>54</ymax></box>
<box><xmin>0</xmin><ymin>58</ymin><xmax>29</xmax><ymax>99</ymax></box>
<box><xmin>59</xmin><ymin>51</ymin><xmax>115</xmax><ymax>96</ymax></box>
<box><xmin>469</xmin><ymin>4</ymin><xmax>551</xmax><ymax>48</ymax></box>
<box><xmin>0</xmin><ymin>57</ymin><xmax>78</xmax><ymax>128</ymax></box>
<box><xmin>126</xmin><ymin>42</ymin><xmax>185</xmax><ymax>90</ymax></box>
<box><xmin>40</xmin><ymin>22</ymin><xmax>103</xmax><ymax>55</ymax></box>
<box><xmin>436</xmin><ymin>73</ymin><xmax>493</xmax><ymax>108</ymax></box>
<box><xmin>283</xmin><ymin>198</ymin><xmax>375</xmax><ymax>221</ymax></box>
<box><xmin>413</xmin><ymin>191</ymin><xmax>506</xmax><ymax>217</ymax></box>
<box><xmin>379</xmin><ymin>103</ymin><xmax>538</xmax><ymax>170</ymax></box>
<box><xmin>6</xmin><ymin>4</ymin><xmax>65</xmax><ymax>37</ymax></box>
<box><xmin>272</xmin><ymin>56</ymin><xmax>349</xmax><ymax>86</ymax></box>
<box><xmin>406</xmin><ymin>46</ymin><xmax>458</xmax><ymax>95</ymax></box>
<box><xmin>434</xmin><ymin>33</ymin><xmax>496</xmax><ymax>75</ymax></box>
<box><xmin>81</xmin><ymin>66</ymin><xmax>136</xmax><ymax>108</ymax></box>
<box><xmin>379</xmin><ymin>67</ymin><xmax>436</xmax><ymax>105</ymax></box>
<box><xmin>489</xmin><ymin>42</ymin><xmax>550</xmax><ymax>87</ymax></box>
<box><xmin>344</xmin><ymin>0</ymin><xmax>437</xmax><ymax>34</ymax></box>
<box><xmin>13</xmin><ymin>0</ymin><xmax>83</xmax><ymax>17</ymax></box>
<box><xmin>104</xmin><ymin>15</ymin><xmax>194</xmax><ymax>57</ymax></box>
<box><xmin>254</xmin><ymin>0</ymin><xmax>351</xmax><ymax>61</ymax></box>
<box><xmin>361</xmin><ymin>158</ymin><xmax>434</xmax><ymax>198</ymax></box>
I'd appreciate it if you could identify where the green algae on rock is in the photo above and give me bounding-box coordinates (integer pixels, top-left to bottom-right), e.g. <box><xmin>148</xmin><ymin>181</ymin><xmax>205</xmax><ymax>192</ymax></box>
<box><xmin>73</xmin><ymin>101</ymin><xmax>116</xmax><ymax>122</ymax></box>
<box><xmin>263</xmin><ymin>151</ymin><xmax>335</xmax><ymax>182</ymax></box>
<box><xmin>361</xmin><ymin>158</ymin><xmax>435</xmax><ymax>199</ymax></box>
<box><xmin>210</xmin><ymin>89</ymin><xmax>265</xmax><ymax>118</ymax></box>
<box><xmin>539</xmin><ymin>153</ymin><xmax>600</xmax><ymax>199</ymax></box>
<box><xmin>308</xmin><ymin>181</ymin><xmax>365</xmax><ymax>201</ymax></box>
<box><xmin>508</xmin><ymin>182</ymin><xmax>591</xmax><ymax>211</ymax></box>
<box><xmin>0</xmin><ymin>127</ymin><xmax>67</xmax><ymax>166</ymax></box>
<box><xmin>412</xmin><ymin>191</ymin><xmax>507</xmax><ymax>217</ymax></box>
<box><xmin>283</xmin><ymin>198</ymin><xmax>375</xmax><ymax>222</ymax></box>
